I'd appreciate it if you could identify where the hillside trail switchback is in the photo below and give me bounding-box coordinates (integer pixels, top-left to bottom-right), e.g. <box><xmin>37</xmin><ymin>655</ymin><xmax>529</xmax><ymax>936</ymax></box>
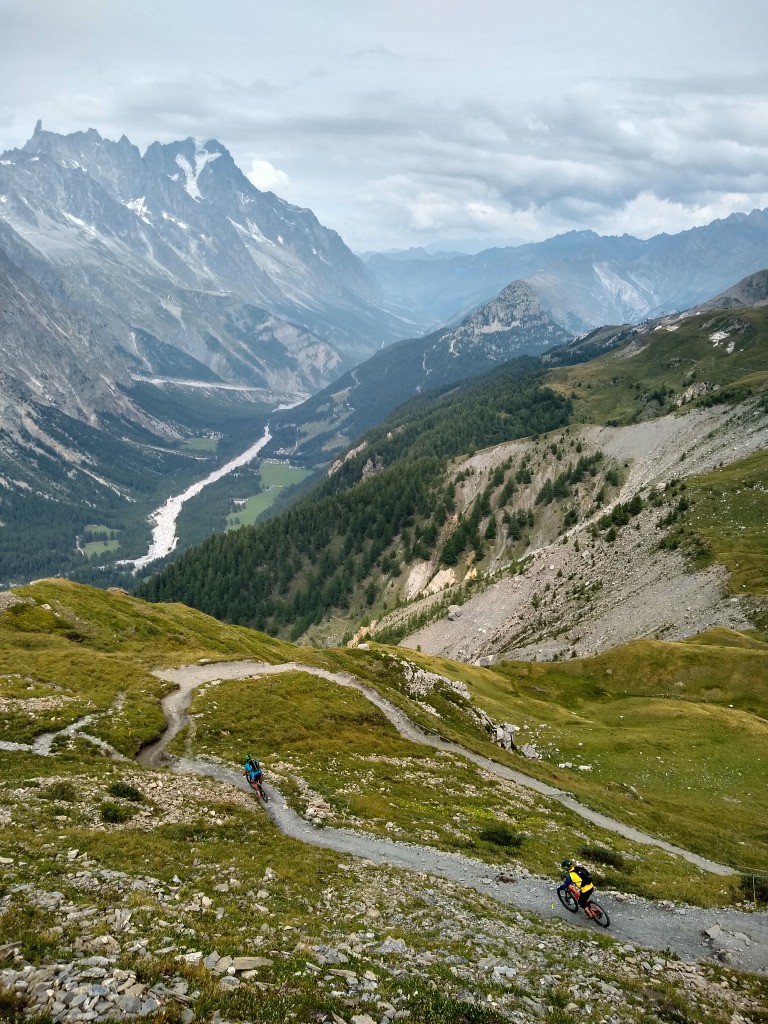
<box><xmin>140</xmin><ymin>659</ymin><xmax>768</xmax><ymax>973</ymax></box>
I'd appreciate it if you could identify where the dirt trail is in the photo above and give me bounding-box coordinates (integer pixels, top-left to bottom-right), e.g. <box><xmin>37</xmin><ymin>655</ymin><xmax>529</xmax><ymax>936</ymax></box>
<box><xmin>149</xmin><ymin>660</ymin><xmax>733</xmax><ymax>872</ymax></box>
<box><xmin>142</xmin><ymin>659</ymin><xmax>768</xmax><ymax>972</ymax></box>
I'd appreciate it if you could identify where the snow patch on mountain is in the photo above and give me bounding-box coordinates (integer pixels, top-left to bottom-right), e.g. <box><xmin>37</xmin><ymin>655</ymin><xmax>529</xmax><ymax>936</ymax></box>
<box><xmin>124</xmin><ymin>196</ymin><xmax>151</xmax><ymax>223</ymax></box>
<box><xmin>175</xmin><ymin>147</ymin><xmax>221</xmax><ymax>201</ymax></box>
<box><xmin>61</xmin><ymin>211</ymin><xmax>96</xmax><ymax>235</ymax></box>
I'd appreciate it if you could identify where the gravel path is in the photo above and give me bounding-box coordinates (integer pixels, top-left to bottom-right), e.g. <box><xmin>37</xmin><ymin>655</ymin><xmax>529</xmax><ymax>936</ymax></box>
<box><xmin>142</xmin><ymin>659</ymin><xmax>768</xmax><ymax>972</ymax></box>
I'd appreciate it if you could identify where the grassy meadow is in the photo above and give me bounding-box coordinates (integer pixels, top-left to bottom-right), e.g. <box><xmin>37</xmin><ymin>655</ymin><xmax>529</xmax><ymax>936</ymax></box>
<box><xmin>80</xmin><ymin>524</ymin><xmax>122</xmax><ymax>558</ymax></box>
<box><xmin>357</xmin><ymin>636</ymin><xmax>768</xmax><ymax>882</ymax></box>
<box><xmin>548</xmin><ymin>306</ymin><xmax>768</xmax><ymax>425</ymax></box>
<box><xmin>180</xmin><ymin>436</ymin><xmax>220</xmax><ymax>453</ymax></box>
<box><xmin>0</xmin><ymin>580</ymin><xmax>766</xmax><ymax>911</ymax></box>
<box><xmin>225</xmin><ymin>461</ymin><xmax>311</xmax><ymax>529</ymax></box>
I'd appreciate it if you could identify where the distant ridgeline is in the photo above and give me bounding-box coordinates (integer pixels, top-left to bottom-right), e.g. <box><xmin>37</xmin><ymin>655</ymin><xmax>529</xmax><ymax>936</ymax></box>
<box><xmin>135</xmin><ymin>360</ymin><xmax>570</xmax><ymax>637</ymax></box>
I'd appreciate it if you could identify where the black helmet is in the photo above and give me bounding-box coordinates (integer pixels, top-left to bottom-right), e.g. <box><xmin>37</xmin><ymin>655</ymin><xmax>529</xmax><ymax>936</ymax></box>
<box><xmin>561</xmin><ymin>859</ymin><xmax>573</xmax><ymax>869</ymax></box>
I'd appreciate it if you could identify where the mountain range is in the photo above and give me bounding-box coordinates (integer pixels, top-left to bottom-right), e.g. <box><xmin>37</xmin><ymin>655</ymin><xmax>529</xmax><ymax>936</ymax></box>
<box><xmin>0</xmin><ymin>123</ymin><xmax>407</xmax><ymax>402</ymax></box>
<box><xmin>363</xmin><ymin>209</ymin><xmax>768</xmax><ymax>332</ymax></box>
<box><xmin>3</xmin><ymin>121</ymin><xmax>768</xmax><ymax>589</ymax></box>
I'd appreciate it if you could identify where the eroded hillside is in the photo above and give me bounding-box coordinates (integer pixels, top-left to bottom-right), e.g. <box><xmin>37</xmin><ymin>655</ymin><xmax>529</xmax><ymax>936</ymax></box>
<box><xmin>394</xmin><ymin>400</ymin><xmax>767</xmax><ymax>662</ymax></box>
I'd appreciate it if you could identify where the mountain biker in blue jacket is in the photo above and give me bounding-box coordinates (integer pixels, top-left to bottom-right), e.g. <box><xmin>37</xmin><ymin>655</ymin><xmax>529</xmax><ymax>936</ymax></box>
<box><xmin>558</xmin><ymin>859</ymin><xmax>594</xmax><ymax>907</ymax></box>
<box><xmin>243</xmin><ymin>756</ymin><xmax>263</xmax><ymax>787</ymax></box>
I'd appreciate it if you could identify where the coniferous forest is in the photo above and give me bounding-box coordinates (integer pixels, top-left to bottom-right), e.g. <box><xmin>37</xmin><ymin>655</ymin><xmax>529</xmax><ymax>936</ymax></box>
<box><xmin>135</xmin><ymin>359</ymin><xmax>571</xmax><ymax>637</ymax></box>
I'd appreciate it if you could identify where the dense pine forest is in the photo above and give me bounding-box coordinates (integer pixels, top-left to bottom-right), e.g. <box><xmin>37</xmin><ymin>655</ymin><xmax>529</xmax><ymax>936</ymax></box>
<box><xmin>0</xmin><ymin>408</ymin><xmax>193</xmax><ymax>585</ymax></box>
<box><xmin>0</xmin><ymin>380</ymin><xmax>279</xmax><ymax>587</ymax></box>
<box><xmin>135</xmin><ymin>359</ymin><xmax>571</xmax><ymax>637</ymax></box>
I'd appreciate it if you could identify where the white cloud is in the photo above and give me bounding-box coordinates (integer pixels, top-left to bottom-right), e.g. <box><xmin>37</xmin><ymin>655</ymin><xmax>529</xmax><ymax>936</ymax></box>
<box><xmin>1</xmin><ymin>1</ymin><xmax>768</xmax><ymax>249</ymax></box>
<box><xmin>595</xmin><ymin>191</ymin><xmax>768</xmax><ymax>239</ymax></box>
<box><xmin>246</xmin><ymin>159</ymin><xmax>290</xmax><ymax>194</ymax></box>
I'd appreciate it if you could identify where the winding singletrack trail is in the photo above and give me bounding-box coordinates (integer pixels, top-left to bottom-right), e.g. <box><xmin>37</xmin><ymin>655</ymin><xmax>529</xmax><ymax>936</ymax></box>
<box><xmin>142</xmin><ymin>659</ymin><xmax>768</xmax><ymax>972</ymax></box>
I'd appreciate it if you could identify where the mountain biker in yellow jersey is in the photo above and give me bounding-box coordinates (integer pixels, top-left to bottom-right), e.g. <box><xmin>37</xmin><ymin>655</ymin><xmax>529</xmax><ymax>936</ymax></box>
<box><xmin>558</xmin><ymin>859</ymin><xmax>594</xmax><ymax>908</ymax></box>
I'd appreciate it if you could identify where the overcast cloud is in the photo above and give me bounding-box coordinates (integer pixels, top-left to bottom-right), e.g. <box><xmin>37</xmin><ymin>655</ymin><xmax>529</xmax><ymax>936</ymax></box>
<box><xmin>1</xmin><ymin>0</ymin><xmax>767</xmax><ymax>250</ymax></box>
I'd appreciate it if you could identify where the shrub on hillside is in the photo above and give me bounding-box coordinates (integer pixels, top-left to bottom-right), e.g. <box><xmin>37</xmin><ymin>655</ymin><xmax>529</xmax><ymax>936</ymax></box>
<box><xmin>108</xmin><ymin>780</ymin><xmax>144</xmax><ymax>802</ymax></box>
<box><xmin>39</xmin><ymin>781</ymin><xmax>78</xmax><ymax>802</ymax></box>
<box><xmin>99</xmin><ymin>801</ymin><xmax>136</xmax><ymax>824</ymax></box>
<box><xmin>737</xmin><ymin>874</ymin><xmax>768</xmax><ymax>905</ymax></box>
<box><xmin>579</xmin><ymin>845</ymin><xmax>631</xmax><ymax>871</ymax></box>
<box><xmin>478</xmin><ymin>825</ymin><xmax>523</xmax><ymax>849</ymax></box>
<box><xmin>0</xmin><ymin>985</ymin><xmax>31</xmax><ymax>1024</ymax></box>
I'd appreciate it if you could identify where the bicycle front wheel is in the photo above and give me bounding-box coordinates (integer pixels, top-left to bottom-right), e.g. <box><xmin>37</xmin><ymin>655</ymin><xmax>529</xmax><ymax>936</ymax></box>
<box><xmin>557</xmin><ymin>888</ymin><xmax>579</xmax><ymax>913</ymax></box>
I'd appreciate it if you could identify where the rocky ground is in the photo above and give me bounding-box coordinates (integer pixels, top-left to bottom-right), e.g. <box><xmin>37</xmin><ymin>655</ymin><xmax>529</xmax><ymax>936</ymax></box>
<box><xmin>3</xmin><ymin>847</ymin><xmax>766</xmax><ymax>1024</ymax></box>
<box><xmin>401</xmin><ymin>401</ymin><xmax>768</xmax><ymax>663</ymax></box>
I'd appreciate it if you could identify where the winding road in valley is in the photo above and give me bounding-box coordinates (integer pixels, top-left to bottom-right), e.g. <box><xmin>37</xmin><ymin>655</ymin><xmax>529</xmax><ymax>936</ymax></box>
<box><xmin>140</xmin><ymin>659</ymin><xmax>768</xmax><ymax>973</ymax></box>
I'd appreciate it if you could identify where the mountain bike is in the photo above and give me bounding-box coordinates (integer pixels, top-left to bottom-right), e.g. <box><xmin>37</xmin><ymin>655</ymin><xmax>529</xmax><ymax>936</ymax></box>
<box><xmin>244</xmin><ymin>773</ymin><xmax>269</xmax><ymax>803</ymax></box>
<box><xmin>557</xmin><ymin>883</ymin><xmax>610</xmax><ymax>928</ymax></box>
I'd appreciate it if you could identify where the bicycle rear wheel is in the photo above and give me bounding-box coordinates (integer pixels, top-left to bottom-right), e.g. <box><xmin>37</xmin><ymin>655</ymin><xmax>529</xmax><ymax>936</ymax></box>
<box><xmin>557</xmin><ymin>888</ymin><xmax>579</xmax><ymax>913</ymax></box>
<box><xmin>587</xmin><ymin>899</ymin><xmax>610</xmax><ymax>928</ymax></box>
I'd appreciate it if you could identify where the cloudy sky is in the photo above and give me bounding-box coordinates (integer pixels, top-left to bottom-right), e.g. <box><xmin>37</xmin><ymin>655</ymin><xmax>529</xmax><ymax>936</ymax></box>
<box><xmin>2</xmin><ymin>0</ymin><xmax>767</xmax><ymax>251</ymax></box>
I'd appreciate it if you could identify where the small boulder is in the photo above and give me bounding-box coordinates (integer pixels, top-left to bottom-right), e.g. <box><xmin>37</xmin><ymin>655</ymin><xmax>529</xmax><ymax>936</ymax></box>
<box><xmin>231</xmin><ymin>956</ymin><xmax>273</xmax><ymax>971</ymax></box>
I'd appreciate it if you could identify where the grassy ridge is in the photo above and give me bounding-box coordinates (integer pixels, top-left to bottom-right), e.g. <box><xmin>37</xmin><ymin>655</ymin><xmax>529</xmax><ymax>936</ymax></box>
<box><xmin>1</xmin><ymin>581</ymin><xmax>298</xmax><ymax>755</ymax></box>
<box><xmin>549</xmin><ymin>306</ymin><xmax>768</xmax><ymax>424</ymax></box>
<box><xmin>662</xmin><ymin>448</ymin><xmax>768</xmax><ymax>596</ymax></box>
